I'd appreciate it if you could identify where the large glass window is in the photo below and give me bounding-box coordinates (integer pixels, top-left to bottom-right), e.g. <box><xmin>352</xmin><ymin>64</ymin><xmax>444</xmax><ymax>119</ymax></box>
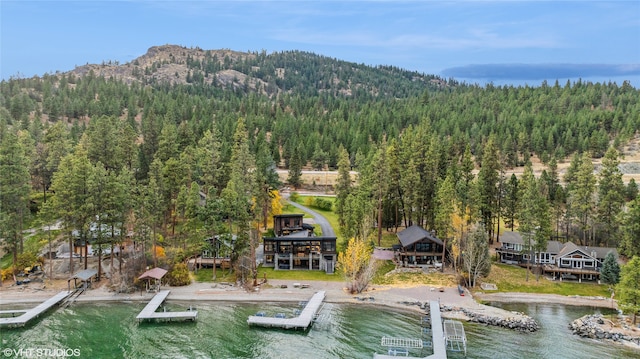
<box><xmin>415</xmin><ymin>242</ymin><xmax>432</xmax><ymax>252</ymax></box>
<box><xmin>321</xmin><ymin>240</ymin><xmax>336</xmax><ymax>252</ymax></box>
<box><xmin>279</xmin><ymin>242</ymin><xmax>291</xmax><ymax>253</ymax></box>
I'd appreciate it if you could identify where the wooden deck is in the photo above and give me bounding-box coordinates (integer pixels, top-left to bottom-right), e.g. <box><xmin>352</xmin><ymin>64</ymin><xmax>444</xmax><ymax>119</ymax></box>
<box><xmin>247</xmin><ymin>291</ymin><xmax>325</xmax><ymax>330</ymax></box>
<box><xmin>0</xmin><ymin>291</ymin><xmax>71</xmax><ymax>328</ymax></box>
<box><xmin>373</xmin><ymin>301</ymin><xmax>447</xmax><ymax>359</ymax></box>
<box><xmin>136</xmin><ymin>290</ymin><xmax>197</xmax><ymax>322</ymax></box>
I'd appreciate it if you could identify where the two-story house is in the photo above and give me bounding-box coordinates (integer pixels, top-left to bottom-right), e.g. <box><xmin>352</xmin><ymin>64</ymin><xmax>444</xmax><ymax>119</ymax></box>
<box><xmin>262</xmin><ymin>214</ymin><xmax>337</xmax><ymax>273</ymax></box>
<box><xmin>496</xmin><ymin>231</ymin><xmax>619</xmax><ymax>282</ymax></box>
<box><xmin>396</xmin><ymin>225</ymin><xmax>444</xmax><ymax>268</ymax></box>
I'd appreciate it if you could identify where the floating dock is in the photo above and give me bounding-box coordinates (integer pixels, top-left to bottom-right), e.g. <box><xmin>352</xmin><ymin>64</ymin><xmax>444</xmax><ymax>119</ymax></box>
<box><xmin>247</xmin><ymin>291</ymin><xmax>325</xmax><ymax>330</ymax></box>
<box><xmin>0</xmin><ymin>291</ymin><xmax>71</xmax><ymax>328</ymax></box>
<box><xmin>136</xmin><ymin>290</ymin><xmax>198</xmax><ymax>323</ymax></box>
<box><xmin>373</xmin><ymin>301</ymin><xmax>449</xmax><ymax>359</ymax></box>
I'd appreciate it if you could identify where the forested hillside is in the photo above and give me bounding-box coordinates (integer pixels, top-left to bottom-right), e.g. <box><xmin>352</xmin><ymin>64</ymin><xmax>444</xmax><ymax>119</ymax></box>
<box><xmin>1</xmin><ymin>44</ymin><xmax>639</xmax><ymax>280</ymax></box>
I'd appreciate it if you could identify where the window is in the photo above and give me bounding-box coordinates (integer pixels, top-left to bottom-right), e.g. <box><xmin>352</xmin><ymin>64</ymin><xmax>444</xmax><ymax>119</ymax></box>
<box><xmin>416</xmin><ymin>242</ymin><xmax>432</xmax><ymax>252</ymax></box>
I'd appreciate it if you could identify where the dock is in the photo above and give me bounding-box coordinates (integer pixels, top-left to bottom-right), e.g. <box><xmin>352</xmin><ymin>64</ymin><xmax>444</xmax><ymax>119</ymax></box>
<box><xmin>247</xmin><ymin>291</ymin><xmax>325</xmax><ymax>330</ymax></box>
<box><xmin>373</xmin><ymin>301</ymin><xmax>449</xmax><ymax>359</ymax></box>
<box><xmin>136</xmin><ymin>290</ymin><xmax>198</xmax><ymax>323</ymax></box>
<box><xmin>0</xmin><ymin>291</ymin><xmax>71</xmax><ymax>328</ymax></box>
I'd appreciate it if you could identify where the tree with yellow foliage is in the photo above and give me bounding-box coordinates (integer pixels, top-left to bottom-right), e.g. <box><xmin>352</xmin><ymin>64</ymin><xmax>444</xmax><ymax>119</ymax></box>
<box><xmin>338</xmin><ymin>237</ymin><xmax>378</xmax><ymax>294</ymax></box>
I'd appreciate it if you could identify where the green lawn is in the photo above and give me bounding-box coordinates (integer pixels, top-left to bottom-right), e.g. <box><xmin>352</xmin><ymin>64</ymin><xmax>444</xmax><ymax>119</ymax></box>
<box><xmin>481</xmin><ymin>263</ymin><xmax>611</xmax><ymax>297</ymax></box>
<box><xmin>192</xmin><ymin>266</ymin><xmax>345</xmax><ymax>283</ymax></box>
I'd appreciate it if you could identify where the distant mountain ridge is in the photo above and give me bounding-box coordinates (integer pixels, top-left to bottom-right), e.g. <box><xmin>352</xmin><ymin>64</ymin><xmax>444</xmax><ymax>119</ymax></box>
<box><xmin>69</xmin><ymin>44</ymin><xmax>448</xmax><ymax>98</ymax></box>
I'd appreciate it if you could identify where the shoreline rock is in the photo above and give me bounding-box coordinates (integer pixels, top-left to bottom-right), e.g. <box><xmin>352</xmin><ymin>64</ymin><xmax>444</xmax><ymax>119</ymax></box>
<box><xmin>570</xmin><ymin>314</ymin><xmax>640</xmax><ymax>348</ymax></box>
<box><xmin>441</xmin><ymin>305</ymin><xmax>539</xmax><ymax>332</ymax></box>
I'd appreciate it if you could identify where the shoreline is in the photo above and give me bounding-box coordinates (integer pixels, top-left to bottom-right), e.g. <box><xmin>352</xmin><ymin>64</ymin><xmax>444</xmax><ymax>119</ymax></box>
<box><xmin>1</xmin><ymin>279</ymin><xmax>607</xmax><ymax>324</ymax></box>
<box><xmin>474</xmin><ymin>291</ymin><xmax>617</xmax><ymax>309</ymax></box>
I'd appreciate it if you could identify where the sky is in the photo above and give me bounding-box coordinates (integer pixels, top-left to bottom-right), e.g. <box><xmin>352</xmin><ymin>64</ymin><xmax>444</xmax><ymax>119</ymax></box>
<box><xmin>1</xmin><ymin>1</ymin><xmax>640</xmax><ymax>86</ymax></box>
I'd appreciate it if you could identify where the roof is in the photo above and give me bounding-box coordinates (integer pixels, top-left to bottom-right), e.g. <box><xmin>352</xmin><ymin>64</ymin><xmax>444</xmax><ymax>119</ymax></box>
<box><xmin>499</xmin><ymin>231</ymin><xmax>523</xmax><ymax>245</ymax></box>
<box><xmin>545</xmin><ymin>240</ymin><xmax>563</xmax><ymax>254</ymax></box>
<box><xmin>274</xmin><ymin>214</ymin><xmax>304</xmax><ymax>219</ymax></box>
<box><xmin>499</xmin><ymin>233</ymin><xmax>562</xmax><ymax>254</ymax></box>
<box><xmin>263</xmin><ymin>236</ymin><xmax>336</xmax><ymax>242</ymax></box>
<box><xmin>138</xmin><ymin>267</ymin><xmax>168</xmax><ymax>280</ymax></box>
<box><xmin>69</xmin><ymin>269</ymin><xmax>98</xmax><ymax>281</ymax></box>
<box><xmin>397</xmin><ymin>225</ymin><xmax>444</xmax><ymax>247</ymax></box>
<box><xmin>556</xmin><ymin>242</ymin><xmax>618</xmax><ymax>261</ymax></box>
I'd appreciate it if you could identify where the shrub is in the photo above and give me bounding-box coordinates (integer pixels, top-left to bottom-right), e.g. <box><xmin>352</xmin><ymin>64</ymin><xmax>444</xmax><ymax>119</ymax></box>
<box><xmin>313</xmin><ymin>197</ymin><xmax>333</xmax><ymax>211</ymax></box>
<box><xmin>166</xmin><ymin>263</ymin><xmax>191</xmax><ymax>286</ymax></box>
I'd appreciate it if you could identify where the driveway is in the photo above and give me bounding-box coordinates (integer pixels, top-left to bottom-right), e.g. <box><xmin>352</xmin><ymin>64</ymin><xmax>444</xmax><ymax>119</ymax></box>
<box><xmin>286</xmin><ymin>200</ymin><xmax>336</xmax><ymax>237</ymax></box>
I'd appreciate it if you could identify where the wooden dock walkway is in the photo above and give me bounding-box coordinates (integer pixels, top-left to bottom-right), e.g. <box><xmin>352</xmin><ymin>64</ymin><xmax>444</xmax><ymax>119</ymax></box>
<box><xmin>136</xmin><ymin>290</ymin><xmax>197</xmax><ymax>323</ymax></box>
<box><xmin>373</xmin><ymin>301</ymin><xmax>448</xmax><ymax>359</ymax></box>
<box><xmin>247</xmin><ymin>291</ymin><xmax>325</xmax><ymax>330</ymax></box>
<box><xmin>0</xmin><ymin>291</ymin><xmax>71</xmax><ymax>328</ymax></box>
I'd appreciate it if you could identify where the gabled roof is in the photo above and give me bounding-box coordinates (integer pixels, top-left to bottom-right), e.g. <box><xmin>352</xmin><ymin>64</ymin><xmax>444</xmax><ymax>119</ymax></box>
<box><xmin>138</xmin><ymin>267</ymin><xmax>168</xmax><ymax>280</ymax></box>
<box><xmin>556</xmin><ymin>242</ymin><xmax>619</xmax><ymax>264</ymax></box>
<box><xmin>397</xmin><ymin>225</ymin><xmax>443</xmax><ymax>247</ymax></box>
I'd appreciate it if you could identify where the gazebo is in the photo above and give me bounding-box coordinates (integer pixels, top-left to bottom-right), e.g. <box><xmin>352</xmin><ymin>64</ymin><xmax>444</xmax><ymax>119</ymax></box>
<box><xmin>138</xmin><ymin>267</ymin><xmax>168</xmax><ymax>293</ymax></box>
<box><xmin>68</xmin><ymin>269</ymin><xmax>98</xmax><ymax>292</ymax></box>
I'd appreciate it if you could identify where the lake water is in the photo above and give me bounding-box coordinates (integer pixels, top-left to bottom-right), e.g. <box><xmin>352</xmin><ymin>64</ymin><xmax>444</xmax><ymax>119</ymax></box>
<box><xmin>1</xmin><ymin>300</ymin><xmax>637</xmax><ymax>359</ymax></box>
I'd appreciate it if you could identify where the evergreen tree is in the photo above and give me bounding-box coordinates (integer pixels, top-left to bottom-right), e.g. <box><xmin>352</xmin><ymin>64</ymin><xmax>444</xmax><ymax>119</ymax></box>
<box><xmin>287</xmin><ymin>145</ymin><xmax>303</xmax><ymax>189</ymax></box>
<box><xmin>334</xmin><ymin>146</ymin><xmax>352</xmax><ymax>229</ymax></box>
<box><xmin>620</xmin><ymin>196</ymin><xmax>640</xmax><ymax>258</ymax></box>
<box><xmin>0</xmin><ymin>128</ymin><xmax>31</xmax><ymax>266</ymax></box>
<box><xmin>221</xmin><ymin>118</ymin><xmax>255</xmax><ymax>282</ymax></box>
<box><xmin>597</xmin><ymin>147</ymin><xmax>625</xmax><ymax>246</ymax></box>
<box><xmin>47</xmin><ymin>143</ymin><xmax>95</xmax><ymax>272</ymax></box>
<box><xmin>600</xmin><ymin>251</ymin><xmax>620</xmax><ymax>285</ymax></box>
<box><xmin>196</xmin><ymin>128</ymin><xmax>224</xmax><ymax>195</ymax></box>
<box><xmin>626</xmin><ymin>178</ymin><xmax>638</xmax><ymax>202</ymax></box>
<box><xmin>477</xmin><ymin>136</ymin><xmax>501</xmax><ymax>242</ymax></box>
<box><xmin>517</xmin><ymin>163</ymin><xmax>551</xmax><ymax>281</ymax></box>
<box><xmin>567</xmin><ymin>153</ymin><xmax>596</xmax><ymax>245</ymax></box>
<box><xmin>502</xmin><ymin>174</ymin><xmax>519</xmax><ymax>231</ymax></box>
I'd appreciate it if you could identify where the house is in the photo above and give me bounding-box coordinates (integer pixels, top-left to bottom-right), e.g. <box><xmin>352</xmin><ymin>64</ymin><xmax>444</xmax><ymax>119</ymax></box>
<box><xmin>190</xmin><ymin>234</ymin><xmax>234</xmax><ymax>270</ymax></box>
<box><xmin>272</xmin><ymin>214</ymin><xmax>314</xmax><ymax>236</ymax></box>
<box><xmin>396</xmin><ymin>225</ymin><xmax>444</xmax><ymax>267</ymax></box>
<box><xmin>496</xmin><ymin>231</ymin><xmax>619</xmax><ymax>282</ymax></box>
<box><xmin>544</xmin><ymin>242</ymin><xmax>619</xmax><ymax>282</ymax></box>
<box><xmin>496</xmin><ymin>231</ymin><xmax>562</xmax><ymax>265</ymax></box>
<box><xmin>262</xmin><ymin>214</ymin><xmax>336</xmax><ymax>273</ymax></box>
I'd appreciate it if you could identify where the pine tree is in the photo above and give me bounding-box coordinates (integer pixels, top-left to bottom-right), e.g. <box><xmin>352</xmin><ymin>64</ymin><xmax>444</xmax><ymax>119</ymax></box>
<box><xmin>0</xmin><ymin>129</ymin><xmax>31</xmax><ymax>266</ymax></box>
<box><xmin>477</xmin><ymin>136</ymin><xmax>501</xmax><ymax>242</ymax></box>
<box><xmin>620</xmin><ymin>196</ymin><xmax>640</xmax><ymax>258</ymax></box>
<box><xmin>222</xmin><ymin>118</ymin><xmax>255</xmax><ymax>282</ymax></box>
<box><xmin>334</xmin><ymin>145</ymin><xmax>352</xmax><ymax>229</ymax></box>
<box><xmin>567</xmin><ymin>153</ymin><xmax>596</xmax><ymax>245</ymax></box>
<box><xmin>597</xmin><ymin>147</ymin><xmax>625</xmax><ymax>246</ymax></box>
